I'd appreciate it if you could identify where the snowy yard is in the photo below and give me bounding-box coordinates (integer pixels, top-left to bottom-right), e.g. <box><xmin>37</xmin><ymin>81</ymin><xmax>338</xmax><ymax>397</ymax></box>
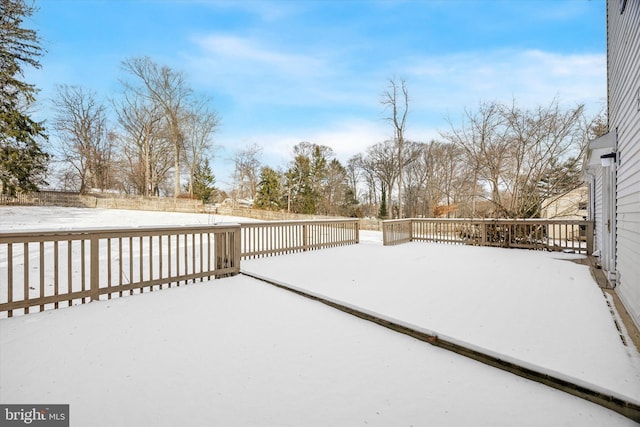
<box><xmin>1</xmin><ymin>207</ymin><xmax>639</xmax><ymax>426</ymax></box>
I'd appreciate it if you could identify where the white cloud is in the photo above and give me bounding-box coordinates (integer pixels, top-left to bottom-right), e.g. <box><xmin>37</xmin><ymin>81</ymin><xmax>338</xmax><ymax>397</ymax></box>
<box><xmin>189</xmin><ymin>32</ymin><xmax>605</xmax><ymax>119</ymax></box>
<box><xmin>193</xmin><ymin>34</ymin><xmax>325</xmax><ymax>76</ymax></box>
<box><xmin>405</xmin><ymin>49</ymin><xmax>606</xmax><ymax>114</ymax></box>
<box><xmin>305</xmin><ymin>119</ymin><xmax>390</xmax><ymax>160</ymax></box>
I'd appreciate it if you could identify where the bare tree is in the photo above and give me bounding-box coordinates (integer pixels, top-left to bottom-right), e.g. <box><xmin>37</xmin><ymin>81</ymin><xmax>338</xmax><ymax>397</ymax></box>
<box><xmin>231</xmin><ymin>144</ymin><xmax>262</xmax><ymax>204</ymax></box>
<box><xmin>51</xmin><ymin>85</ymin><xmax>114</xmax><ymax>193</ymax></box>
<box><xmin>345</xmin><ymin>155</ymin><xmax>362</xmax><ymax>203</ymax></box>
<box><xmin>397</xmin><ymin>140</ymin><xmax>423</xmax><ymax>216</ymax></box>
<box><xmin>120</xmin><ymin>57</ymin><xmax>192</xmax><ymax>197</ymax></box>
<box><xmin>351</xmin><ymin>153</ymin><xmax>379</xmax><ymax>217</ymax></box>
<box><xmin>503</xmin><ymin>100</ymin><xmax>587</xmax><ymax>217</ymax></box>
<box><xmin>114</xmin><ymin>89</ymin><xmax>171</xmax><ymax>196</ymax></box>
<box><xmin>404</xmin><ymin>142</ymin><xmax>435</xmax><ymax>217</ymax></box>
<box><xmin>363</xmin><ymin>140</ymin><xmax>398</xmax><ymax>218</ymax></box>
<box><xmin>424</xmin><ymin>141</ymin><xmax>474</xmax><ymax>217</ymax></box>
<box><xmin>182</xmin><ymin>96</ymin><xmax>219</xmax><ymax>197</ymax></box>
<box><xmin>443</xmin><ymin>99</ymin><xmax>589</xmax><ymax>218</ymax></box>
<box><xmin>442</xmin><ymin>101</ymin><xmax>509</xmax><ymax>216</ymax></box>
<box><xmin>381</xmin><ymin>77</ymin><xmax>409</xmax><ymax>218</ymax></box>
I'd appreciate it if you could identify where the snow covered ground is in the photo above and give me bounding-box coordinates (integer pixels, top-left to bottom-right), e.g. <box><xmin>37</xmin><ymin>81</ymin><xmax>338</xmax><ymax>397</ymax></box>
<box><xmin>1</xmin><ymin>207</ymin><xmax>639</xmax><ymax>426</ymax></box>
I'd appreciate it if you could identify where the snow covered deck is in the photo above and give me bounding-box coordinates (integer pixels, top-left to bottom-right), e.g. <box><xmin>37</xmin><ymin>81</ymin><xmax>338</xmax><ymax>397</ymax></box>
<box><xmin>241</xmin><ymin>233</ymin><xmax>640</xmax><ymax>401</ymax></box>
<box><xmin>1</xmin><ymin>207</ymin><xmax>639</xmax><ymax>426</ymax></box>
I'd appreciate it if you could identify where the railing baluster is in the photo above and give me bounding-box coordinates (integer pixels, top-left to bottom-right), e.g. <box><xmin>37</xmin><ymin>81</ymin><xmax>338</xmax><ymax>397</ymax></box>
<box><xmin>107</xmin><ymin>238</ymin><xmax>112</xmax><ymax>299</ymax></box>
<box><xmin>7</xmin><ymin>243</ymin><xmax>13</xmax><ymax>317</ymax></box>
<box><xmin>39</xmin><ymin>241</ymin><xmax>44</xmax><ymax>311</ymax></box>
<box><xmin>138</xmin><ymin>235</ymin><xmax>144</xmax><ymax>293</ymax></box>
<box><xmin>119</xmin><ymin>237</ymin><xmax>124</xmax><ymax>297</ymax></box>
<box><xmin>206</xmin><ymin>232</ymin><xmax>212</xmax><ymax>280</ymax></box>
<box><xmin>168</xmin><ymin>234</ymin><xmax>172</xmax><ymax>287</ymax></box>
<box><xmin>90</xmin><ymin>236</ymin><xmax>98</xmax><ymax>302</ymax></box>
<box><xmin>149</xmin><ymin>235</ymin><xmax>154</xmax><ymax>290</ymax></box>
<box><xmin>199</xmin><ymin>233</ymin><xmax>203</xmax><ymax>282</ymax></box>
<box><xmin>64</xmin><ymin>240</ymin><xmax>69</xmax><ymax>305</ymax></box>
<box><xmin>158</xmin><ymin>234</ymin><xmax>163</xmax><ymax>287</ymax></box>
<box><xmin>52</xmin><ymin>241</ymin><xmax>59</xmax><ymax>308</ymax></box>
<box><xmin>191</xmin><ymin>233</ymin><xmax>196</xmax><ymax>283</ymax></box>
<box><xmin>129</xmin><ymin>236</ymin><xmax>134</xmax><ymax>295</ymax></box>
<box><xmin>183</xmin><ymin>233</ymin><xmax>188</xmax><ymax>285</ymax></box>
<box><xmin>23</xmin><ymin>242</ymin><xmax>29</xmax><ymax>314</ymax></box>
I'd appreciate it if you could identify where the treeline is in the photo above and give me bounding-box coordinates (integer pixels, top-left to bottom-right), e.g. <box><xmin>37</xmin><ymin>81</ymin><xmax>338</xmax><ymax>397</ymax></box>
<box><xmin>46</xmin><ymin>56</ymin><xmax>604</xmax><ymax>219</ymax></box>
<box><xmin>43</xmin><ymin>55</ymin><xmax>603</xmax><ymax>219</ymax></box>
<box><xmin>238</xmin><ymin>99</ymin><xmax>604</xmax><ymax>219</ymax></box>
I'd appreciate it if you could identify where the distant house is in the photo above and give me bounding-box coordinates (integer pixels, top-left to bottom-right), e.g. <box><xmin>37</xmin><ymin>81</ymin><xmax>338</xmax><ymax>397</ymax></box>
<box><xmin>584</xmin><ymin>0</ymin><xmax>640</xmax><ymax>329</ymax></box>
<box><xmin>541</xmin><ymin>186</ymin><xmax>588</xmax><ymax>220</ymax></box>
<box><xmin>541</xmin><ymin>186</ymin><xmax>588</xmax><ymax>242</ymax></box>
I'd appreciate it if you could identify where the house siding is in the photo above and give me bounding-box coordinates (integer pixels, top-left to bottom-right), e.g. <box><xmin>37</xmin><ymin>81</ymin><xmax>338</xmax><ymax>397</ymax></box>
<box><xmin>608</xmin><ymin>0</ymin><xmax>640</xmax><ymax>328</ymax></box>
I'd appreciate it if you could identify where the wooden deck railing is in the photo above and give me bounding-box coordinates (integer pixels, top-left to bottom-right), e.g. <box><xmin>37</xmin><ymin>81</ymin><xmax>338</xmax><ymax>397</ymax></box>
<box><xmin>383</xmin><ymin>218</ymin><xmax>593</xmax><ymax>254</ymax></box>
<box><xmin>0</xmin><ymin>225</ymin><xmax>240</xmax><ymax>317</ymax></box>
<box><xmin>240</xmin><ymin>219</ymin><xmax>360</xmax><ymax>258</ymax></box>
<box><xmin>0</xmin><ymin>219</ymin><xmax>360</xmax><ymax>317</ymax></box>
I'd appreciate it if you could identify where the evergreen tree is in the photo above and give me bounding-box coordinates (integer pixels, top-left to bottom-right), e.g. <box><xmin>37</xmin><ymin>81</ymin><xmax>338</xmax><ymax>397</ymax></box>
<box><xmin>285</xmin><ymin>155</ymin><xmax>317</xmax><ymax>214</ymax></box>
<box><xmin>378</xmin><ymin>183</ymin><xmax>387</xmax><ymax>219</ymax></box>
<box><xmin>340</xmin><ymin>186</ymin><xmax>361</xmax><ymax>217</ymax></box>
<box><xmin>190</xmin><ymin>159</ymin><xmax>216</xmax><ymax>202</ymax></box>
<box><xmin>284</xmin><ymin>142</ymin><xmax>333</xmax><ymax>214</ymax></box>
<box><xmin>0</xmin><ymin>0</ymin><xmax>50</xmax><ymax>195</ymax></box>
<box><xmin>254</xmin><ymin>166</ymin><xmax>282</xmax><ymax>210</ymax></box>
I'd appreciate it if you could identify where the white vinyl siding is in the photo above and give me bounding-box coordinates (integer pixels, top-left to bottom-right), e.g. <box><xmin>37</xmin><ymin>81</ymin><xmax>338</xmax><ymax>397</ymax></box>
<box><xmin>608</xmin><ymin>0</ymin><xmax>640</xmax><ymax>328</ymax></box>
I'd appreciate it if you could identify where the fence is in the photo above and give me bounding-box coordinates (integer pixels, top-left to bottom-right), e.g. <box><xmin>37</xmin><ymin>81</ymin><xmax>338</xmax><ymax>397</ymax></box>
<box><xmin>0</xmin><ymin>191</ymin><xmax>207</xmax><ymax>212</ymax></box>
<box><xmin>0</xmin><ymin>219</ymin><xmax>359</xmax><ymax>317</ymax></box>
<box><xmin>240</xmin><ymin>219</ymin><xmax>360</xmax><ymax>258</ymax></box>
<box><xmin>1</xmin><ymin>191</ymin><xmax>382</xmax><ymax>229</ymax></box>
<box><xmin>382</xmin><ymin>218</ymin><xmax>593</xmax><ymax>254</ymax></box>
<box><xmin>0</xmin><ymin>191</ymin><xmax>90</xmax><ymax>207</ymax></box>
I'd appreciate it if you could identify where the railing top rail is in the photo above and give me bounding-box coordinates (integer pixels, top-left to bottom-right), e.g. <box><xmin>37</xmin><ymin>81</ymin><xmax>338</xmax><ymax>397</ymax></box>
<box><xmin>381</xmin><ymin>219</ymin><xmax>412</xmax><ymax>224</ymax></box>
<box><xmin>0</xmin><ymin>224</ymin><xmax>241</xmax><ymax>240</ymax></box>
<box><xmin>383</xmin><ymin>218</ymin><xmax>592</xmax><ymax>224</ymax></box>
<box><xmin>239</xmin><ymin>219</ymin><xmax>360</xmax><ymax>226</ymax></box>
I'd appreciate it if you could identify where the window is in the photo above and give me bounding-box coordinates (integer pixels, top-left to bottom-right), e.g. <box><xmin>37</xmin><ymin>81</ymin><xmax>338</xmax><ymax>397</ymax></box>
<box><xmin>620</xmin><ymin>0</ymin><xmax>627</xmax><ymax>14</ymax></box>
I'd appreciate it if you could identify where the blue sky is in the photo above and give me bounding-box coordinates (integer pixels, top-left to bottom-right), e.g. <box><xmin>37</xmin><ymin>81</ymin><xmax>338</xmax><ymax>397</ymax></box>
<box><xmin>27</xmin><ymin>0</ymin><xmax>606</xmax><ymax>188</ymax></box>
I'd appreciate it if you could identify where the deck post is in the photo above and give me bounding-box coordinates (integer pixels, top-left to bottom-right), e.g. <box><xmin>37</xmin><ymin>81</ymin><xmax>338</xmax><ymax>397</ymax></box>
<box><xmin>233</xmin><ymin>226</ymin><xmax>241</xmax><ymax>274</ymax></box>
